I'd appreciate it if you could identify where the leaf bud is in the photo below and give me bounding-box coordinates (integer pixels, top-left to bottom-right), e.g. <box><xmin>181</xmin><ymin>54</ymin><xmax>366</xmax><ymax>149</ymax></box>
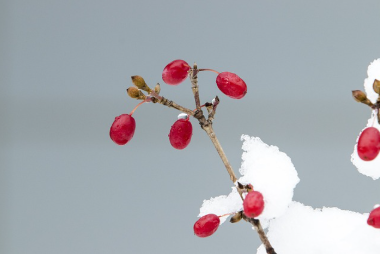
<box><xmin>131</xmin><ymin>75</ymin><xmax>152</xmax><ymax>93</ymax></box>
<box><xmin>154</xmin><ymin>83</ymin><xmax>161</xmax><ymax>94</ymax></box>
<box><xmin>373</xmin><ymin>79</ymin><xmax>380</xmax><ymax>94</ymax></box>
<box><xmin>352</xmin><ymin>90</ymin><xmax>368</xmax><ymax>103</ymax></box>
<box><xmin>230</xmin><ymin>211</ymin><xmax>242</xmax><ymax>223</ymax></box>
<box><xmin>127</xmin><ymin>87</ymin><xmax>146</xmax><ymax>100</ymax></box>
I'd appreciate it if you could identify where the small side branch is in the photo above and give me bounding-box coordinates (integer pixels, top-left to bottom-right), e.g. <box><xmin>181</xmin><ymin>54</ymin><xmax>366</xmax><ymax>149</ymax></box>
<box><xmin>155</xmin><ymin>96</ymin><xmax>195</xmax><ymax>116</ymax></box>
<box><xmin>190</xmin><ymin>63</ymin><xmax>201</xmax><ymax>110</ymax></box>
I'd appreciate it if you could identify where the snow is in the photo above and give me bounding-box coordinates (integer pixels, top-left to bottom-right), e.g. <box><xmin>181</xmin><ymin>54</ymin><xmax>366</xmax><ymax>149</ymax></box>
<box><xmin>363</xmin><ymin>58</ymin><xmax>380</xmax><ymax>104</ymax></box>
<box><xmin>177</xmin><ymin>113</ymin><xmax>188</xmax><ymax>120</ymax></box>
<box><xmin>257</xmin><ymin>201</ymin><xmax>380</xmax><ymax>254</ymax></box>
<box><xmin>198</xmin><ymin>135</ymin><xmax>300</xmax><ymax>228</ymax></box>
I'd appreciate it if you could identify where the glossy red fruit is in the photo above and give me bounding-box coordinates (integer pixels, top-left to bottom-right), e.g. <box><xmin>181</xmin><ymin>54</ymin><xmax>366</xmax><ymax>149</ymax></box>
<box><xmin>367</xmin><ymin>206</ymin><xmax>380</xmax><ymax>228</ymax></box>
<box><xmin>243</xmin><ymin>191</ymin><xmax>264</xmax><ymax>218</ymax></box>
<box><xmin>110</xmin><ymin>114</ymin><xmax>136</xmax><ymax>145</ymax></box>
<box><xmin>168</xmin><ymin>119</ymin><xmax>192</xmax><ymax>149</ymax></box>
<box><xmin>357</xmin><ymin>127</ymin><xmax>380</xmax><ymax>161</ymax></box>
<box><xmin>162</xmin><ymin>59</ymin><xmax>190</xmax><ymax>85</ymax></box>
<box><xmin>193</xmin><ymin>214</ymin><xmax>220</xmax><ymax>238</ymax></box>
<box><xmin>216</xmin><ymin>72</ymin><xmax>247</xmax><ymax>99</ymax></box>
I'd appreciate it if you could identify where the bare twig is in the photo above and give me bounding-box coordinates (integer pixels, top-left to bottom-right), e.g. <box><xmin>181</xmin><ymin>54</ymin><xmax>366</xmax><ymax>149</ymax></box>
<box><xmin>189</xmin><ymin>67</ymin><xmax>276</xmax><ymax>254</ymax></box>
<box><xmin>190</xmin><ymin>63</ymin><xmax>201</xmax><ymax>110</ymax></box>
<box><xmin>154</xmin><ymin>96</ymin><xmax>195</xmax><ymax>116</ymax></box>
<box><xmin>135</xmin><ymin>63</ymin><xmax>276</xmax><ymax>253</ymax></box>
<box><xmin>242</xmin><ymin>214</ymin><xmax>276</xmax><ymax>254</ymax></box>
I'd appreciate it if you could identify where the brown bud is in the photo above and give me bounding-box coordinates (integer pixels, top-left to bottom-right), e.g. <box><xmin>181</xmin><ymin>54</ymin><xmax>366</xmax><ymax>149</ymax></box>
<box><xmin>352</xmin><ymin>90</ymin><xmax>367</xmax><ymax>103</ymax></box>
<box><xmin>154</xmin><ymin>83</ymin><xmax>161</xmax><ymax>94</ymax></box>
<box><xmin>373</xmin><ymin>80</ymin><xmax>380</xmax><ymax>94</ymax></box>
<box><xmin>237</xmin><ymin>182</ymin><xmax>244</xmax><ymax>189</ymax></box>
<box><xmin>246</xmin><ymin>184</ymin><xmax>254</xmax><ymax>192</ymax></box>
<box><xmin>230</xmin><ymin>211</ymin><xmax>242</xmax><ymax>223</ymax></box>
<box><xmin>131</xmin><ymin>76</ymin><xmax>152</xmax><ymax>93</ymax></box>
<box><xmin>127</xmin><ymin>87</ymin><xmax>146</xmax><ymax>100</ymax></box>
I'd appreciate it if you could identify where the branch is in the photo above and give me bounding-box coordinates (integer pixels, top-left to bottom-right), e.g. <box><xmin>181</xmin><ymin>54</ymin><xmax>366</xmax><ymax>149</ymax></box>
<box><xmin>189</xmin><ymin>68</ymin><xmax>276</xmax><ymax>254</ymax></box>
<box><xmin>242</xmin><ymin>214</ymin><xmax>276</xmax><ymax>254</ymax></box>
<box><xmin>190</xmin><ymin>63</ymin><xmax>201</xmax><ymax>110</ymax></box>
<box><xmin>153</xmin><ymin>95</ymin><xmax>195</xmax><ymax>116</ymax></box>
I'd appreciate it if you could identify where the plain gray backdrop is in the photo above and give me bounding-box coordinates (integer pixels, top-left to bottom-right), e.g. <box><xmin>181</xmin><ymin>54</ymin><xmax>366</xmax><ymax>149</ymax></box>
<box><xmin>1</xmin><ymin>0</ymin><xmax>380</xmax><ymax>253</ymax></box>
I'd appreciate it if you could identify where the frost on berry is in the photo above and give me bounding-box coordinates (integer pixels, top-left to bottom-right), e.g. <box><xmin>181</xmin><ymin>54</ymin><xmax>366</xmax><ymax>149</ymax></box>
<box><xmin>162</xmin><ymin>59</ymin><xmax>190</xmax><ymax>85</ymax></box>
<box><xmin>110</xmin><ymin>114</ymin><xmax>136</xmax><ymax>145</ymax></box>
<box><xmin>368</xmin><ymin>206</ymin><xmax>380</xmax><ymax>228</ymax></box>
<box><xmin>168</xmin><ymin>119</ymin><xmax>192</xmax><ymax>150</ymax></box>
<box><xmin>243</xmin><ymin>191</ymin><xmax>265</xmax><ymax>218</ymax></box>
<box><xmin>216</xmin><ymin>72</ymin><xmax>247</xmax><ymax>99</ymax></box>
<box><xmin>357</xmin><ymin>127</ymin><xmax>380</xmax><ymax>161</ymax></box>
<box><xmin>193</xmin><ymin>214</ymin><xmax>220</xmax><ymax>238</ymax></box>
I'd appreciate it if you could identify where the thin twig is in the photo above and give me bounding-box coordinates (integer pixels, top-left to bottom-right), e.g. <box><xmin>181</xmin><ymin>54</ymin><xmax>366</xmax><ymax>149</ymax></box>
<box><xmin>154</xmin><ymin>96</ymin><xmax>195</xmax><ymax>116</ymax></box>
<box><xmin>242</xmin><ymin>214</ymin><xmax>276</xmax><ymax>254</ymax></box>
<box><xmin>189</xmin><ymin>67</ymin><xmax>276</xmax><ymax>254</ymax></box>
<box><xmin>190</xmin><ymin>63</ymin><xmax>201</xmax><ymax>110</ymax></box>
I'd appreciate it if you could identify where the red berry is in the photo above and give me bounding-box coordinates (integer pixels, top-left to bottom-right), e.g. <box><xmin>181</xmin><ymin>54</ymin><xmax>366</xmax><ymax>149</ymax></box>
<box><xmin>168</xmin><ymin>119</ymin><xmax>192</xmax><ymax>150</ymax></box>
<box><xmin>216</xmin><ymin>72</ymin><xmax>247</xmax><ymax>99</ymax></box>
<box><xmin>162</xmin><ymin>59</ymin><xmax>190</xmax><ymax>85</ymax></box>
<box><xmin>110</xmin><ymin>114</ymin><xmax>136</xmax><ymax>145</ymax></box>
<box><xmin>193</xmin><ymin>214</ymin><xmax>220</xmax><ymax>238</ymax></box>
<box><xmin>367</xmin><ymin>206</ymin><xmax>380</xmax><ymax>228</ymax></box>
<box><xmin>357</xmin><ymin>127</ymin><xmax>380</xmax><ymax>161</ymax></box>
<box><xmin>243</xmin><ymin>191</ymin><xmax>264</xmax><ymax>218</ymax></box>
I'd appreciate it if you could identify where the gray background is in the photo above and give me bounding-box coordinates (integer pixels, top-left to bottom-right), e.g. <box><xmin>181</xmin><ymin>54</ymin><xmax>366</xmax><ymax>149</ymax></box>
<box><xmin>1</xmin><ymin>0</ymin><xmax>380</xmax><ymax>253</ymax></box>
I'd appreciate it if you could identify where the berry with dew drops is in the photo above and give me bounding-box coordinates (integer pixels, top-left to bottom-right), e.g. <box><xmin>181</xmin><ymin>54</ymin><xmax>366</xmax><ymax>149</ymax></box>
<box><xmin>162</xmin><ymin>59</ymin><xmax>190</xmax><ymax>85</ymax></box>
<box><xmin>367</xmin><ymin>206</ymin><xmax>380</xmax><ymax>228</ymax></box>
<box><xmin>193</xmin><ymin>214</ymin><xmax>220</xmax><ymax>238</ymax></box>
<box><xmin>216</xmin><ymin>72</ymin><xmax>247</xmax><ymax>99</ymax></box>
<box><xmin>357</xmin><ymin>127</ymin><xmax>380</xmax><ymax>161</ymax></box>
<box><xmin>243</xmin><ymin>190</ymin><xmax>265</xmax><ymax>218</ymax></box>
<box><xmin>110</xmin><ymin>114</ymin><xmax>136</xmax><ymax>145</ymax></box>
<box><xmin>168</xmin><ymin>115</ymin><xmax>193</xmax><ymax>150</ymax></box>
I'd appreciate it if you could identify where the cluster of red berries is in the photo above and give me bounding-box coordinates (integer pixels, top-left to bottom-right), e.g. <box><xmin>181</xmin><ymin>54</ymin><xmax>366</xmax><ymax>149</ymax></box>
<box><xmin>357</xmin><ymin>127</ymin><xmax>380</xmax><ymax>161</ymax></box>
<box><xmin>110</xmin><ymin>59</ymin><xmax>247</xmax><ymax>148</ymax></box>
<box><xmin>193</xmin><ymin>186</ymin><xmax>264</xmax><ymax>238</ymax></box>
<box><xmin>162</xmin><ymin>59</ymin><xmax>247</xmax><ymax>99</ymax></box>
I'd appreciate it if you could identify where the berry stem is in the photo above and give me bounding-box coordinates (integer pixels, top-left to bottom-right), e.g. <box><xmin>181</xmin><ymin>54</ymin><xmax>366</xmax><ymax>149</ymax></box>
<box><xmin>129</xmin><ymin>99</ymin><xmax>148</xmax><ymax>116</ymax></box>
<box><xmin>199</xmin><ymin>68</ymin><xmax>220</xmax><ymax>74</ymax></box>
<box><xmin>218</xmin><ymin>212</ymin><xmax>237</xmax><ymax>218</ymax></box>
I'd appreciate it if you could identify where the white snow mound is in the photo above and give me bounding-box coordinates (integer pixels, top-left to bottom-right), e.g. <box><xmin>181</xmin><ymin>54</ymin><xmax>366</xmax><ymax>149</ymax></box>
<box><xmin>257</xmin><ymin>201</ymin><xmax>380</xmax><ymax>254</ymax></box>
<box><xmin>198</xmin><ymin>135</ymin><xmax>300</xmax><ymax>228</ymax></box>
